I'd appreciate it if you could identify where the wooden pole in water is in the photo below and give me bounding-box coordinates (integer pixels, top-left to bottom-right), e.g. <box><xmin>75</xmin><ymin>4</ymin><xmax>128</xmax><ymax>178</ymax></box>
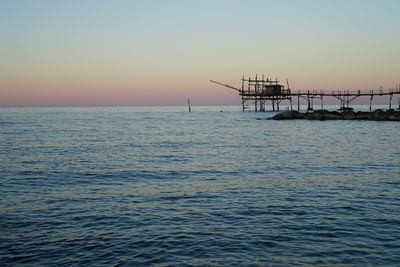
<box><xmin>307</xmin><ymin>91</ymin><xmax>312</xmax><ymax>110</ymax></box>
<box><xmin>290</xmin><ymin>97</ymin><xmax>293</xmax><ymax>111</ymax></box>
<box><xmin>369</xmin><ymin>91</ymin><xmax>374</xmax><ymax>111</ymax></box>
<box><xmin>321</xmin><ymin>95</ymin><xmax>324</xmax><ymax>110</ymax></box>
<box><xmin>187</xmin><ymin>99</ymin><xmax>191</xmax><ymax>112</ymax></box>
<box><xmin>297</xmin><ymin>93</ymin><xmax>300</xmax><ymax>111</ymax></box>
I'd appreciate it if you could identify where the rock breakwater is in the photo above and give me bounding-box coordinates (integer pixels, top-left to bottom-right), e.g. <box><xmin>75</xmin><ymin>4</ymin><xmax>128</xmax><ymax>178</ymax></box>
<box><xmin>269</xmin><ymin>109</ymin><xmax>400</xmax><ymax>121</ymax></box>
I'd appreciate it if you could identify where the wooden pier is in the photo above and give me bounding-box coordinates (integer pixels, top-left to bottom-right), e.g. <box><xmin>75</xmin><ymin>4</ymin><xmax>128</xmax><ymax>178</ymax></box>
<box><xmin>210</xmin><ymin>76</ymin><xmax>400</xmax><ymax>111</ymax></box>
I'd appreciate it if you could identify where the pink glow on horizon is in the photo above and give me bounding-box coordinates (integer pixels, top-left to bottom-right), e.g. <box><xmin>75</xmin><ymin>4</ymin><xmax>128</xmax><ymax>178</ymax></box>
<box><xmin>1</xmin><ymin>80</ymin><xmax>396</xmax><ymax>107</ymax></box>
<box><xmin>1</xmin><ymin>1</ymin><xmax>399</xmax><ymax>107</ymax></box>
<box><xmin>0</xmin><ymin>82</ymin><xmax>241</xmax><ymax>107</ymax></box>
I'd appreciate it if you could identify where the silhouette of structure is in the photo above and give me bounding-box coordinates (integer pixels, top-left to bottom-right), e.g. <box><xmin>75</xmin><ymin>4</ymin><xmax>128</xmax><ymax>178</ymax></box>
<box><xmin>210</xmin><ymin>76</ymin><xmax>400</xmax><ymax>111</ymax></box>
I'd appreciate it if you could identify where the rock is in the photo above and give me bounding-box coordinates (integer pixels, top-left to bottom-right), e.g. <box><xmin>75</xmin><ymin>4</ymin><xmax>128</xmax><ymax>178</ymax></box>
<box><xmin>324</xmin><ymin>112</ymin><xmax>340</xmax><ymax>120</ymax></box>
<box><xmin>312</xmin><ymin>113</ymin><xmax>325</xmax><ymax>120</ymax></box>
<box><xmin>271</xmin><ymin>110</ymin><xmax>299</xmax><ymax>120</ymax></box>
<box><xmin>354</xmin><ymin>111</ymin><xmax>370</xmax><ymax>120</ymax></box>
<box><xmin>303</xmin><ymin>113</ymin><xmax>314</xmax><ymax>120</ymax></box>
<box><xmin>341</xmin><ymin>111</ymin><xmax>356</xmax><ymax>120</ymax></box>
<box><xmin>267</xmin><ymin>109</ymin><xmax>400</xmax><ymax>122</ymax></box>
<box><xmin>387</xmin><ymin>111</ymin><xmax>400</xmax><ymax>121</ymax></box>
<box><xmin>313</xmin><ymin>110</ymin><xmax>340</xmax><ymax>120</ymax></box>
<box><xmin>369</xmin><ymin>109</ymin><xmax>386</xmax><ymax>121</ymax></box>
<box><xmin>296</xmin><ymin>113</ymin><xmax>306</xmax><ymax>119</ymax></box>
<box><xmin>339</xmin><ymin>107</ymin><xmax>354</xmax><ymax>112</ymax></box>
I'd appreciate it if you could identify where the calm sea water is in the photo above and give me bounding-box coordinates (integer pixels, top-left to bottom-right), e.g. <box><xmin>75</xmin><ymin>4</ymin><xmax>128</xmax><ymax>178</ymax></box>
<box><xmin>1</xmin><ymin>106</ymin><xmax>399</xmax><ymax>266</ymax></box>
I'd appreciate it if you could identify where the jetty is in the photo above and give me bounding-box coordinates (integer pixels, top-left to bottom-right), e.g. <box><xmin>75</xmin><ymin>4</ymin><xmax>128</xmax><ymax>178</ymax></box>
<box><xmin>267</xmin><ymin>109</ymin><xmax>400</xmax><ymax>121</ymax></box>
<box><xmin>210</xmin><ymin>76</ymin><xmax>400</xmax><ymax>111</ymax></box>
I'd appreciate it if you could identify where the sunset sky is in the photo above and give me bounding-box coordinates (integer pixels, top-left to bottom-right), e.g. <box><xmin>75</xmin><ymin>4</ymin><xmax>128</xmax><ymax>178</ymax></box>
<box><xmin>1</xmin><ymin>0</ymin><xmax>399</xmax><ymax>106</ymax></box>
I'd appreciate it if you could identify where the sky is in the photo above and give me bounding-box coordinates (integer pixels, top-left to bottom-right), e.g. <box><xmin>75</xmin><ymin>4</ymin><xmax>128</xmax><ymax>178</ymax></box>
<box><xmin>1</xmin><ymin>0</ymin><xmax>399</xmax><ymax>107</ymax></box>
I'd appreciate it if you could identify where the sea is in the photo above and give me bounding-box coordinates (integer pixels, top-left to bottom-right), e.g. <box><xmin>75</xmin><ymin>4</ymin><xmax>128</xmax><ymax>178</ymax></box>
<box><xmin>1</xmin><ymin>105</ymin><xmax>399</xmax><ymax>266</ymax></box>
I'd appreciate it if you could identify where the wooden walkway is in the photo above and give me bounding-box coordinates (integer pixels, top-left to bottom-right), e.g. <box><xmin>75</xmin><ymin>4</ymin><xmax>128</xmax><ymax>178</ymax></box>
<box><xmin>210</xmin><ymin>78</ymin><xmax>400</xmax><ymax>111</ymax></box>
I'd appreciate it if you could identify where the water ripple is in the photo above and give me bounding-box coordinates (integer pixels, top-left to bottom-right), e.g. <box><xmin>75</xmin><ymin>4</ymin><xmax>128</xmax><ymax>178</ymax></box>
<box><xmin>1</xmin><ymin>106</ymin><xmax>400</xmax><ymax>266</ymax></box>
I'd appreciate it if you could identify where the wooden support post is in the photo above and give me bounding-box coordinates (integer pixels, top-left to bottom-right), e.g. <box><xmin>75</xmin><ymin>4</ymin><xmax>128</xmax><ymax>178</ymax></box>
<box><xmin>307</xmin><ymin>91</ymin><xmax>312</xmax><ymax>110</ymax></box>
<box><xmin>297</xmin><ymin>94</ymin><xmax>300</xmax><ymax>111</ymax></box>
<box><xmin>290</xmin><ymin>97</ymin><xmax>293</xmax><ymax>111</ymax></box>
<box><xmin>370</xmin><ymin>91</ymin><xmax>374</xmax><ymax>111</ymax></box>
<box><xmin>211</xmin><ymin>76</ymin><xmax>400</xmax><ymax>113</ymax></box>
<box><xmin>321</xmin><ymin>96</ymin><xmax>324</xmax><ymax>110</ymax></box>
<box><xmin>187</xmin><ymin>99</ymin><xmax>191</xmax><ymax>112</ymax></box>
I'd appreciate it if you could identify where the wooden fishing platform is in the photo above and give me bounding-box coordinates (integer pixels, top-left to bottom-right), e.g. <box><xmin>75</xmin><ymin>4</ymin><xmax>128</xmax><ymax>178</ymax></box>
<box><xmin>210</xmin><ymin>76</ymin><xmax>400</xmax><ymax>111</ymax></box>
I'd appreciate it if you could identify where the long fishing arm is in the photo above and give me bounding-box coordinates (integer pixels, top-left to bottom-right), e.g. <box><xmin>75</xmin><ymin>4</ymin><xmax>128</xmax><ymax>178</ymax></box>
<box><xmin>210</xmin><ymin>80</ymin><xmax>241</xmax><ymax>92</ymax></box>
